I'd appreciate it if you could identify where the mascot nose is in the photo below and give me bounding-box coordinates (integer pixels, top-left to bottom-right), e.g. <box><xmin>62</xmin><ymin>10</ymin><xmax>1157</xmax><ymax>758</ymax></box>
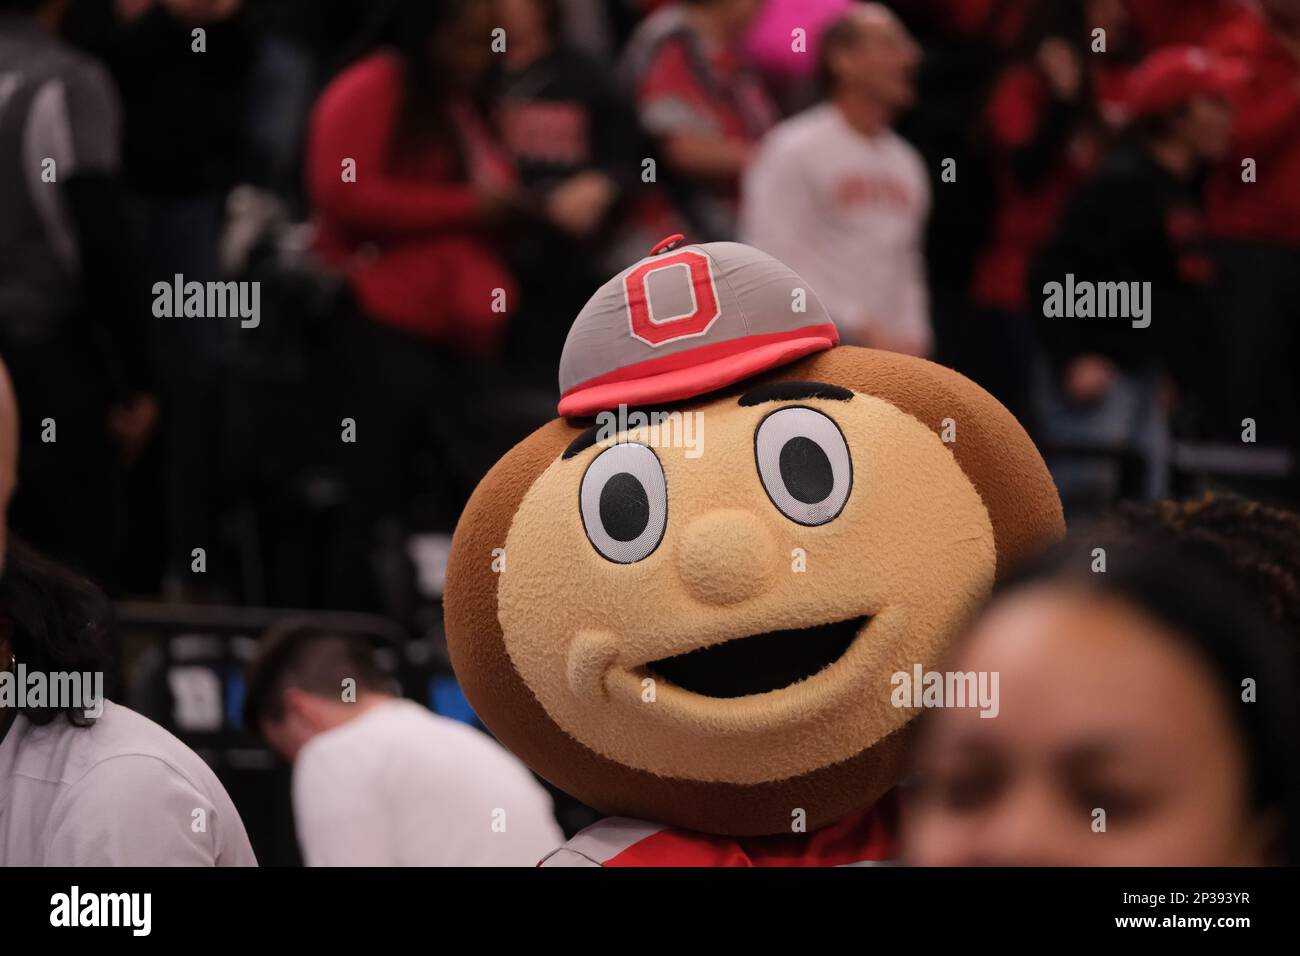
<box><xmin>676</xmin><ymin>509</ymin><xmax>778</xmax><ymax>606</ymax></box>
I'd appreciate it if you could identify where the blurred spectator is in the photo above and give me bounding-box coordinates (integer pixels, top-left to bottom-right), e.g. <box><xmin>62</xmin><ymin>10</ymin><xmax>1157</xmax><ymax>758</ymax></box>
<box><xmin>957</xmin><ymin>0</ymin><xmax>1134</xmax><ymax>425</ymax></box>
<box><xmin>621</xmin><ymin>0</ymin><xmax>775</xmax><ymax>243</ymax></box>
<box><xmin>70</xmin><ymin>0</ymin><xmax>255</xmax><ymax>206</ymax></box>
<box><xmin>901</xmin><ymin>0</ymin><xmax>1034</xmax><ymax>51</ymax></box>
<box><xmin>893</xmin><ymin>1</ymin><xmax>1023</xmax><ymax>374</ymax></box>
<box><xmin>0</xmin><ymin>537</ymin><xmax>257</xmax><ymax>865</ymax></box>
<box><xmin>1205</xmin><ymin>0</ymin><xmax>1300</xmax><ymax>466</ymax></box>
<box><xmin>245</xmin><ymin>623</ymin><xmax>565</xmax><ymax>866</ymax></box>
<box><xmin>743</xmin><ymin>0</ymin><xmax>853</xmax><ymax>111</ymax></box>
<box><xmin>1031</xmin><ymin>46</ymin><xmax>1238</xmax><ymax>504</ymax></box>
<box><xmin>493</xmin><ymin>0</ymin><xmax>644</xmax><ymax>379</ymax></box>
<box><xmin>558</xmin><ymin>0</ymin><xmax>631</xmax><ymax>62</ymax></box>
<box><xmin>307</xmin><ymin>0</ymin><xmax>520</xmax><ymax>352</ymax></box>
<box><xmin>1127</xmin><ymin>0</ymin><xmax>1245</xmax><ymax>50</ymax></box>
<box><xmin>65</xmin><ymin>0</ymin><xmax>257</xmax><ymax>593</ymax></box>
<box><xmin>238</xmin><ymin>0</ymin><xmax>328</xmax><ymax>204</ymax></box>
<box><xmin>741</xmin><ymin>4</ymin><xmax>931</xmax><ymax>355</ymax></box>
<box><xmin>0</xmin><ymin>0</ymin><xmax>156</xmax><ymax>589</ymax></box>
<box><xmin>305</xmin><ymin>0</ymin><xmax>550</xmax><ymax>610</ymax></box>
<box><xmin>904</xmin><ymin>533</ymin><xmax>1300</xmax><ymax>866</ymax></box>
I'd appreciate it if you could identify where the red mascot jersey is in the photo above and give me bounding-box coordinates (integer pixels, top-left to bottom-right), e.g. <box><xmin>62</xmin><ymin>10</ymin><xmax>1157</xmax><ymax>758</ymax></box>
<box><xmin>539</xmin><ymin>792</ymin><xmax>898</xmax><ymax>867</ymax></box>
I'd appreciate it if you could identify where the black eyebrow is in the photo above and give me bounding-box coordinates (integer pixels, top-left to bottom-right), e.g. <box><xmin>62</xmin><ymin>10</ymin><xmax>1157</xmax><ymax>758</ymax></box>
<box><xmin>562</xmin><ymin>424</ymin><xmax>602</xmax><ymax>460</ymax></box>
<box><xmin>562</xmin><ymin>403</ymin><xmax>687</xmax><ymax>460</ymax></box>
<box><xmin>738</xmin><ymin>381</ymin><xmax>853</xmax><ymax>406</ymax></box>
<box><xmin>565</xmin><ymin>382</ymin><xmax>853</xmax><ymax>458</ymax></box>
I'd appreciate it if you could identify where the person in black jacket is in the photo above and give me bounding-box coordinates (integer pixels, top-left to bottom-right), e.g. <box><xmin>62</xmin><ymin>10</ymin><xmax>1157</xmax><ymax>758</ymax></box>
<box><xmin>1030</xmin><ymin>46</ymin><xmax>1238</xmax><ymax>506</ymax></box>
<box><xmin>0</xmin><ymin>0</ymin><xmax>156</xmax><ymax>589</ymax></box>
<box><xmin>493</xmin><ymin>0</ymin><xmax>647</xmax><ymax>384</ymax></box>
<box><xmin>64</xmin><ymin>0</ymin><xmax>256</xmax><ymax>591</ymax></box>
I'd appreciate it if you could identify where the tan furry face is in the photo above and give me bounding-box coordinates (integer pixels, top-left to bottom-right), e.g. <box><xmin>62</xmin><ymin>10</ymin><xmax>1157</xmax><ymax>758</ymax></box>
<box><xmin>444</xmin><ymin>347</ymin><xmax>1065</xmax><ymax>834</ymax></box>
<box><xmin>498</xmin><ymin>392</ymin><xmax>996</xmax><ymax>785</ymax></box>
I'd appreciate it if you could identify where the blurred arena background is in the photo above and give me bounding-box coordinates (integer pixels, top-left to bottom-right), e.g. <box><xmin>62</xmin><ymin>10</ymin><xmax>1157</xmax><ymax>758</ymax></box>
<box><xmin>2</xmin><ymin>0</ymin><xmax>1297</xmax><ymax>864</ymax></box>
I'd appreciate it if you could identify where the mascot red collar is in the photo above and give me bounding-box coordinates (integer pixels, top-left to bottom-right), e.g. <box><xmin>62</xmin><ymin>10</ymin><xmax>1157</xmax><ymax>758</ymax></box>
<box><xmin>445</xmin><ymin>237</ymin><xmax>1064</xmax><ymax>866</ymax></box>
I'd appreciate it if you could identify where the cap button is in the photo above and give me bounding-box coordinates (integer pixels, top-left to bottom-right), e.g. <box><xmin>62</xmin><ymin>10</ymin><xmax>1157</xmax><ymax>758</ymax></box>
<box><xmin>649</xmin><ymin>234</ymin><xmax>686</xmax><ymax>256</ymax></box>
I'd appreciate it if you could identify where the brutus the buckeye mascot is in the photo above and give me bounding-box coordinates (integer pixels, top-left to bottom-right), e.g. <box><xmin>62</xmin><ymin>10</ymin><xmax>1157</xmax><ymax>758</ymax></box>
<box><xmin>445</xmin><ymin>237</ymin><xmax>1063</xmax><ymax>865</ymax></box>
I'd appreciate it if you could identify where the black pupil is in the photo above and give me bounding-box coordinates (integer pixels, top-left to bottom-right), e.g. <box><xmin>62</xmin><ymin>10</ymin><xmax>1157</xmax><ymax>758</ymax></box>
<box><xmin>600</xmin><ymin>472</ymin><xmax>650</xmax><ymax>542</ymax></box>
<box><xmin>780</xmin><ymin>436</ymin><xmax>834</xmax><ymax>504</ymax></box>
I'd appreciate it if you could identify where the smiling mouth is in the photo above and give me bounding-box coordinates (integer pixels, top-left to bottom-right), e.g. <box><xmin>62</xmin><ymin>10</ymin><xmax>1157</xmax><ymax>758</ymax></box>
<box><xmin>643</xmin><ymin>615</ymin><xmax>869</xmax><ymax>699</ymax></box>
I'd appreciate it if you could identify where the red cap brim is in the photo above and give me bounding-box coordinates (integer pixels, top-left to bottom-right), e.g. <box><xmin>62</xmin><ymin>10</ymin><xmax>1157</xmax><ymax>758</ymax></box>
<box><xmin>558</xmin><ymin>328</ymin><xmax>838</xmax><ymax>418</ymax></box>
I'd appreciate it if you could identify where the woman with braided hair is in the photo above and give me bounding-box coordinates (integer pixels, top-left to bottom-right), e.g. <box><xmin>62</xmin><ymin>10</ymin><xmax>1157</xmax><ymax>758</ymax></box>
<box><xmin>1110</xmin><ymin>492</ymin><xmax>1300</xmax><ymax>643</ymax></box>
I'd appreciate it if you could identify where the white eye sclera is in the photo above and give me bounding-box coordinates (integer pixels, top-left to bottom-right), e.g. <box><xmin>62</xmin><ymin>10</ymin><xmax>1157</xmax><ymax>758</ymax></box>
<box><xmin>754</xmin><ymin>406</ymin><xmax>852</xmax><ymax>526</ymax></box>
<box><xmin>579</xmin><ymin>441</ymin><xmax>668</xmax><ymax>563</ymax></box>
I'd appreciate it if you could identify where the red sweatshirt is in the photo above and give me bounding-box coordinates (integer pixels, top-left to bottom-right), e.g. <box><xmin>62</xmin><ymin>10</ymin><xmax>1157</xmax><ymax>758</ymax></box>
<box><xmin>539</xmin><ymin>793</ymin><xmax>898</xmax><ymax>867</ymax></box>
<box><xmin>913</xmin><ymin>0</ymin><xmax>1032</xmax><ymax>49</ymax></box>
<box><xmin>970</xmin><ymin>62</ymin><xmax>1128</xmax><ymax>313</ymax></box>
<box><xmin>306</xmin><ymin>53</ymin><xmax>518</xmax><ymax>353</ymax></box>
<box><xmin>1206</xmin><ymin>9</ymin><xmax>1300</xmax><ymax>246</ymax></box>
<box><xmin>1127</xmin><ymin>0</ymin><xmax>1244</xmax><ymax>49</ymax></box>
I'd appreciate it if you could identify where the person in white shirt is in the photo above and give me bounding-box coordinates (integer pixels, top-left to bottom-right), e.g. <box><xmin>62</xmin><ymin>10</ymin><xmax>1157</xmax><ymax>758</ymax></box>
<box><xmin>740</xmin><ymin>3</ymin><xmax>932</xmax><ymax>356</ymax></box>
<box><xmin>247</xmin><ymin>624</ymin><xmax>564</xmax><ymax>866</ymax></box>
<box><xmin>0</xmin><ymin>362</ymin><xmax>256</xmax><ymax>866</ymax></box>
<box><xmin>0</xmin><ymin>545</ymin><xmax>255</xmax><ymax>867</ymax></box>
<box><xmin>0</xmin><ymin>695</ymin><xmax>259</xmax><ymax>866</ymax></box>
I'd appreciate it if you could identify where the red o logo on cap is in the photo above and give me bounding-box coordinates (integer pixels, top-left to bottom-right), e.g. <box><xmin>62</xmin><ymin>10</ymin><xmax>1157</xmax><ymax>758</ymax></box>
<box><xmin>623</xmin><ymin>250</ymin><xmax>721</xmax><ymax>347</ymax></box>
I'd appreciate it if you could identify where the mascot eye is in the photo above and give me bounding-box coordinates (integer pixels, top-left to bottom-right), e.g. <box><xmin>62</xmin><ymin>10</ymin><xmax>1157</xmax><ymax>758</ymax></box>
<box><xmin>579</xmin><ymin>442</ymin><xmax>668</xmax><ymax>563</ymax></box>
<box><xmin>754</xmin><ymin>406</ymin><xmax>852</xmax><ymax>526</ymax></box>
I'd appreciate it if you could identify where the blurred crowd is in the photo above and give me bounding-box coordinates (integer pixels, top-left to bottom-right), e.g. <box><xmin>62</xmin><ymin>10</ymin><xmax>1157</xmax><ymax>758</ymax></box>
<box><xmin>2</xmin><ymin>0</ymin><xmax>1299</xmax><ymax>614</ymax></box>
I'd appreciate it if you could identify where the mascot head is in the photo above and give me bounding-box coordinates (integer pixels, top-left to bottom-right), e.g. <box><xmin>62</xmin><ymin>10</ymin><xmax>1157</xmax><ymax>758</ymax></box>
<box><xmin>445</xmin><ymin>238</ymin><xmax>1063</xmax><ymax>835</ymax></box>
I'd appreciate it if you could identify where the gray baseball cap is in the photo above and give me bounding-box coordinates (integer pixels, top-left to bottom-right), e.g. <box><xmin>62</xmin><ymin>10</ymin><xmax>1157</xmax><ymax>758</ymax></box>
<box><xmin>557</xmin><ymin>236</ymin><xmax>839</xmax><ymax>418</ymax></box>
